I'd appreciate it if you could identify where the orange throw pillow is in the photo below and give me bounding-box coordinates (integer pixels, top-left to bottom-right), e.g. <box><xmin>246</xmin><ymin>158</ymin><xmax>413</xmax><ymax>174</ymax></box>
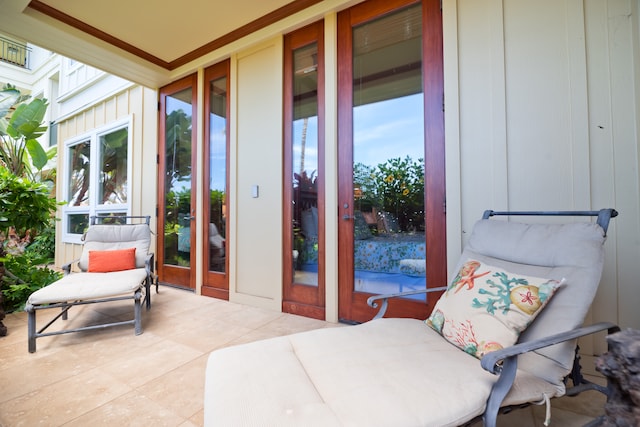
<box><xmin>88</xmin><ymin>247</ymin><xmax>136</xmax><ymax>272</ymax></box>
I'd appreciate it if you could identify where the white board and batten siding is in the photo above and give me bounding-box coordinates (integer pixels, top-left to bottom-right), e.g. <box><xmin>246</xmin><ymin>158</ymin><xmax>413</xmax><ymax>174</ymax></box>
<box><xmin>444</xmin><ymin>0</ymin><xmax>640</xmax><ymax>348</ymax></box>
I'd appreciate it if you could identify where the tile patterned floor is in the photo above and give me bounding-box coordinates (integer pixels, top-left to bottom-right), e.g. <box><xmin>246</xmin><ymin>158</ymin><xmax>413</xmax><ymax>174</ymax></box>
<box><xmin>0</xmin><ymin>286</ymin><xmax>606</xmax><ymax>426</ymax></box>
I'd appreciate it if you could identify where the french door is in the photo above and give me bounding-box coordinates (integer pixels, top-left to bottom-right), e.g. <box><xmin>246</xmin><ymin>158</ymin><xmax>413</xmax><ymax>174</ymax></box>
<box><xmin>158</xmin><ymin>75</ymin><xmax>198</xmax><ymax>289</ymax></box>
<box><xmin>283</xmin><ymin>21</ymin><xmax>325</xmax><ymax>319</ymax></box>
<box><xmin>202</xmin><ymin>61</ymin><xmax>230</xmax><ymax>298</ymax></box>
<box><xmin>337</xmin><ymin>0</ymin><xmax>446</xmax><ymax>323</ymax></box>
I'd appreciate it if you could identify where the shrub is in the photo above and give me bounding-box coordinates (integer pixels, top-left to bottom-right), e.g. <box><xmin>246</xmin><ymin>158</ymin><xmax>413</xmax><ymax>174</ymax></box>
<box><xmin>0</xmin><ymin>252</ymin><xmax>61</xmax><ymax>312</ymax></box>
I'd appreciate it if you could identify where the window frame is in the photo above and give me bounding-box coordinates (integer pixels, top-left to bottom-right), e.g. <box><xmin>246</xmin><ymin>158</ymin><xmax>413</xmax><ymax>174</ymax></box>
<box><xmin>62</xmin><ymin>116</ymin><xmax>133</xmax><ymax>243</ymax></box>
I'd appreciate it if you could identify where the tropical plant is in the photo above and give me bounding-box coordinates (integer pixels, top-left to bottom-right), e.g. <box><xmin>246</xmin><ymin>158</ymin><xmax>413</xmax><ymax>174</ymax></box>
<box><xmin>0</xmin><ymin>83</ymin><xmax>54</xmax><ymax>180</ymax></box>
<box><xmin>0</xmin><ymin>84</ymin><xmax>59</xmax><ymax>316</ymax></box>
<box><xmin>353</xmin><ymin>156</ymin><xmax>425</xmax><ymax>232</ymax></box>
<box><xmin>0</xmin><ymin>251</ymin><xmax>62</xmax><ymax>312</ymax></box>
<box><xmin>0</xmin><ymin>168</ymin><xmax>59</xmax><ymax>253</ymax></box>
<box><xmin>0</xmin><ymin>169</ymin><xmax>60</xmax><ymax>312</ymax></box>
<box><xmin>376</xmin><ymin>156</ymin><xmax>424</xmax><ymax>231</ymax></box>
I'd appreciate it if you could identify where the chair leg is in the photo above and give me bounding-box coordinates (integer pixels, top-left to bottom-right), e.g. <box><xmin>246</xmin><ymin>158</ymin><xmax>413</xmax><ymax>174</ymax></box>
<box><xmin>145</xmin><ymin>278</ymin><xmax>151</xmax><ymax>310</ymax></box>
<box><xmin>134</xmin><ymin>291</ymin><xmax>142</xmax><ymax>335</ymax></box>
<box><xmin>26</xmin><ymin>304</ymin><xmax>36</xmax><ymax>353</ymax></box>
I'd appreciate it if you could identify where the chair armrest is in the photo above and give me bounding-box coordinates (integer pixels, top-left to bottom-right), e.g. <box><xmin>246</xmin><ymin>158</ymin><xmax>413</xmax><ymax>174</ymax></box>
<box><xmin>61</xmin><ymin>259</ymin><xmax>80</xmax><ymax>275</ymax></box>
<box><xmin>480</xmin><ymin>321</ymin><xmax>620</xmax><ymax>375</ymax></box>
<box><xmin>367</xmin><ymin>287</ymin><xmax>447</xmax><ymax>319</ymax></box>
<box><xmin>480</xmin><ymin>321</ymin><xmax>620</xmax><ymax>426</ymax></box>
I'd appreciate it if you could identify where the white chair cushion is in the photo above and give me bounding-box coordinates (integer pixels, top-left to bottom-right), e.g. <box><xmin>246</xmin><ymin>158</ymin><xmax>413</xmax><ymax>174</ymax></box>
<box><xmin>461</xmin><ymin>220</ymin><xmax>605</xmax><ymax>386</ymax></box>
<box><xmin>27</xmin><ymin>268</ymin><xmax>148</xmax><ymax>305</ymax></box>
<box><xmin>78</xmin><ymin>223</ymin><xmax>151</xmax><ymax>271</ymax></box>
<box><xmin>204</xmin><ymin>318</ymin><xmax>564</xmax><ymax>426</ymax></box>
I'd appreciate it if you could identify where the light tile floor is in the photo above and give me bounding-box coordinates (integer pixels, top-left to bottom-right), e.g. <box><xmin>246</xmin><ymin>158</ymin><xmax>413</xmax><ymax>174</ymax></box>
<box><xmin>0</xmin><ymin>286</ymin><xmax>607</xmax><ymax>426</ymax></box>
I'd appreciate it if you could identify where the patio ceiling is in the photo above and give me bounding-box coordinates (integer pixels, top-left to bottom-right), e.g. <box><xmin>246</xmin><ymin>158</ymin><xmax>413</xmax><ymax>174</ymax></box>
<box><xmin>0</xmin><ymin>0</ymin><xmax>325</xmax><ymax>88</ymax></box>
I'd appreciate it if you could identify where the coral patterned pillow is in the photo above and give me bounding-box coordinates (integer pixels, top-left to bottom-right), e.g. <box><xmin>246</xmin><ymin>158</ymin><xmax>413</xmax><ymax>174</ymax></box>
<box><xmin>426</xmin><ymin>259</ymin><xmax>563</xmax><ymax>359</ymax></box>
<box><xmin>88</xmin><ymin>248</ymin><xmax>136</xmax><ymax>273</ymax></box>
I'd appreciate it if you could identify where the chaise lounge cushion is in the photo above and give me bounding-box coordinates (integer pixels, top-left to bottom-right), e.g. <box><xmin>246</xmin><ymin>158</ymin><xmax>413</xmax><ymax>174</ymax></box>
<box><xmin>78</xmin><ymin>223</ymin><xmax>151</xmax><ymax>271</ymax></box>
<box><xmin>204</xmin><ymin>318</ymin><xmax>563</xmax><ymax>427</ymax></box>
<box><xmin>459</xmin><ymin>220</ymin><xmax>605</xmax><ymax>386</ymax></box>
<box><xmin>27</xmin><ymin>268</ymin><xmax>148</xmax><ymax>305</ymax></box>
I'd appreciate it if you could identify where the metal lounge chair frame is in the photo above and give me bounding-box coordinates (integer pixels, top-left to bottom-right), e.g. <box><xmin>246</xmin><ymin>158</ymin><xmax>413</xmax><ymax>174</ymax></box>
<box><xmin>367</xmin><ymin>209</ymin><xmax>620</xmax><ymax>426</ymax></box>
<box><xmin>25</xmin><ymin>216</ymin><xmax>155</xmax><ymax>353</ymax></box>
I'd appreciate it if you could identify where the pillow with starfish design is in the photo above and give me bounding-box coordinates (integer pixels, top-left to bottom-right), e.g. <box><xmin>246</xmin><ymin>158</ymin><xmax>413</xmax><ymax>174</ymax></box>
<box><xmin>426</xmin><ymin>259</ymin><xmax>564</xmax><ymax>359</ymax></box>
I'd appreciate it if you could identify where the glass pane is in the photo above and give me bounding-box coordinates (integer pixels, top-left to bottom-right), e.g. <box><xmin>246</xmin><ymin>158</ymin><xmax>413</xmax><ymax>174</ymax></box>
<box><xmin>352</xmin><ymin>4</ymin><xmax>426</xmax><ymax>299</ymax></box>
<box><xmin>94</xmin><ymin>212</ymin><xmax>127</xmax><ymax>224</ymax></box>
<box><xmin>68</xmin><ymin>141</ymin><xmax>90</xmax><ymax>206</ymax></box>
<box><xmin>98</xmin><ymin>127</ymin><xmax>128</xmax><ymax>204</ymax></box>
<box><xmin>164</xmin><ymin>88</ymin><xmax>193</xmax><ymax>267</ymax></box>
<box><xmin>292</xmin><ymin>43</ymin><xmax>319</xmax><ymax>287</ymax></box>
<box><xmin>208</xmin><ymin>76</ymin><xmax>227</xmax><ymax>273</ymax></box>
<box><xmin>67</xmin><ymin>213</ymin><xmax>89</xmax><ymax>235</ymax></box>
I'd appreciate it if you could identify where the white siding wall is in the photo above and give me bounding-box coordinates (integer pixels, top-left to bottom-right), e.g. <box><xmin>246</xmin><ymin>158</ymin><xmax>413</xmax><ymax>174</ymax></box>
<box><xmin>444</xmin><ymin>0</ymin><xmax>640</xmax><ymax>344</ymax></box>
<box><xmin>55</xmin><ymin>85</ymin><xmax>158</xmax><ymax>267</ymax></box>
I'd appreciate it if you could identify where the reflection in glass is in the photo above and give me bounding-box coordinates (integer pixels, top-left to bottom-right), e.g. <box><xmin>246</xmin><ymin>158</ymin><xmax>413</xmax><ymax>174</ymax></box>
<box><xmin>68</xmin><ymin>141</ymin><xmax>90</xmax><ymax>206</ymax></box>
<box><xmin>164</xmin><ymin>88</ymin><xmax>193</xmax><ymax>267</ymax></box>
<box><xmin>98</xmin><ymin>127</ymin><xmax>128</xmax><ymax>204</ymax></box>
<box><xmin>67</xmin><ymin>213</ymin><xmax>89</xmax><ymax>235</ymax></box>
<box><xmin>292</xmin><ymin>43</ymin><xmax>319</xmax><ymax>286</ymax></box>
<box><xmin>208</xmin><ymin>77</ymin><xmax>227</xmax><ymax>273</ymax></box>
<box><xmin>352</xmin><ymin>4</ymin><xmax>426</xmax><ymax>298</ymax></box>
<box><xmin>93</xmin><ymin>212</ymin><xmax>128</xmax><ymax>224</ymax></box>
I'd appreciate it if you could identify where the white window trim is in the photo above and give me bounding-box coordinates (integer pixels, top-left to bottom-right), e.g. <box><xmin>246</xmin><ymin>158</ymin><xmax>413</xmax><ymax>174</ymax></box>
<box><xmin>62</xmin><ymin>116</ymin><xmax>133</xmax><ymax>243</ymax></box>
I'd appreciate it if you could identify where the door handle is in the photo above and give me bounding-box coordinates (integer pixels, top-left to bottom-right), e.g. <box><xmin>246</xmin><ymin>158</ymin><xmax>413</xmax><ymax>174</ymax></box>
<box><xmin>342</xmin><ymin>203</ymin><xmax>353</xmax><ymax>220</ymax></box>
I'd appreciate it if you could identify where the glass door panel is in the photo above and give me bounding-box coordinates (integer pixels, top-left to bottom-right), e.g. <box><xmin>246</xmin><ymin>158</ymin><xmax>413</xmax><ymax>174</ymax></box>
<box><xmin>203</xmin><ymin>60</ymin><xmax>230</xmax><ymax>297</ymax></box>
<box><xmin>283</xmin><ymin>22</ymin><xmax>325</xmax><ymax>320</ymax></box>
<box><xmin>338</xmin><ymin>0</ymin><xmax>446</xmax><ymax>323</ymax></box>
<box><xmin>292</xmin><ymin>42</ymin><xmax>319</xmax><ymax>287</ymax></box>
<box><xmin>352</xmin><ymin>4</ymin><xmax>426</xmax><ymax>298</ymax></box>
<box><xmin>158</xmin><ymin>75</ymin><xmax>197</xmax><ymax>289</ymax></box>
<box><xmin>207</xmin><ymin>76</ymin><xmax>227</xmax><ymax>274</ymax></box>
<box><xmin>164</xmin><ymin>89</ymin><xmax>194</xmax><ymax>268</ymax></box>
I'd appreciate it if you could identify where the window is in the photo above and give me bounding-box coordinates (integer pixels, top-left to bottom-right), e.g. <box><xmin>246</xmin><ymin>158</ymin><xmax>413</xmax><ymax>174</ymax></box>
<box><xmin>63</xmin><ymin>118</ymin><xmax>131</xmax><ymax>242</ymax></box>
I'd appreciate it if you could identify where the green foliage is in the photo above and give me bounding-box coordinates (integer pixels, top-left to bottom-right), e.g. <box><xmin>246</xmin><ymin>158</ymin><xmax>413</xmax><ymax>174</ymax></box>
<box><xmin>0</xmin><ymin>83</ymin><xmax>50</xmax><ymax>179</ymax></box>
<box><xmin>165</xmin><ymin>109</ymin><xmax>193</xmax><ymax>189</ymax></box>
<box><xmin>353</xmin><ymin>156</ymin><xmax>425</xmax><ymax>232</ymax></box>
<box><xmin>165</xmin><ymin>188</ymin><xmax>191</xmax><ymax>226</ymax></box>
<box><xmin>0</xmin><ymin>252</ymin><xmax>62</xmax><ymax>312</ymax></box>
<box><xmin>26</xmin><ymin>218</ymin><xmax>56</xmax><ymax>262</ymax></box>
<box><xmin>0</xmin><ymin>168</ymin><xmax>59</xmax><ymax>238</ymax></box>
<box><xmin>0</xmin><ymin>84</ymin><xmax>29</xmax><ymax>118</ymax></box>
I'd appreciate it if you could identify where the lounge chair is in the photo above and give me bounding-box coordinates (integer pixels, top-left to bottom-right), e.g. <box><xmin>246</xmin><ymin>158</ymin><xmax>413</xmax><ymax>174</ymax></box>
<box><xmin>25</xmin><ymin>216</ymin><xmax>154</xmax><ymax>353</ymax></box>
<box><xmin>204</xmin><ymin>209</ymin><xmax>618</xmax><ymax>426</ymax></box>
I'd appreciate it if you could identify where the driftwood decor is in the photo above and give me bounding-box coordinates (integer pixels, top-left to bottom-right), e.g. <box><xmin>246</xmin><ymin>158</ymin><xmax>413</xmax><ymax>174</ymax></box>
<box><xmin>595</xmin><ymin>329</ymin><xmax>640</xmax><ymax>426</ymax></box>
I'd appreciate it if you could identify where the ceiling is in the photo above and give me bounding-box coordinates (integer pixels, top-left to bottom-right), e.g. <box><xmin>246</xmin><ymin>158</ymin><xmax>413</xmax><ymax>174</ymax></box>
<box><xmin>0</xmin><ymin>0</ymin><xmax>324</xmax><ymax>88</ymax></box>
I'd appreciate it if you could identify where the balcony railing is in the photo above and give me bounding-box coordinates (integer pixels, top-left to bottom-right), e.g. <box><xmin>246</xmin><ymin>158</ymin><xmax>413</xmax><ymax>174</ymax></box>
<box><xmin>0</xmin><ymin>36</ymin><xmax>30</xmax><ymax>69</ymax></box>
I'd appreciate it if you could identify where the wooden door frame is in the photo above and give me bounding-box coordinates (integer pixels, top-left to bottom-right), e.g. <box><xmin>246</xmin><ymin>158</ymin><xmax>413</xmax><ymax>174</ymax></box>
<box><xmin>202</xmin><ymin>60</ymin><xmax>231</xmax><ymax>299</ymax></box>
<box><xmin>337</xmin><ymin>0</ymin><xmax>446</xmax><ymax>322</ymax></box>
<box><xmin>282</xmin><ymin>20</ymin><xmax>326</xmax><ymax>320</ymax></box>
<box><xmin>157</xmin><ymin>73</ymin><xmax>198</xmax><ymax>289</ymax></box>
